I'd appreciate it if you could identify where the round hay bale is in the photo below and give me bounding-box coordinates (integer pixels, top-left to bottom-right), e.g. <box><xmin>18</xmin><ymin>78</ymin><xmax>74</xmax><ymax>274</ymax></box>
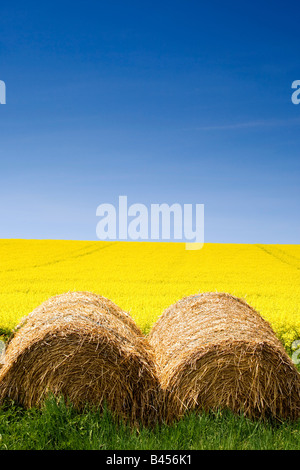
<box><xmin>148</xmin><ymin>292</ymin><xmax>300</xmax><ymax>422</ymax></box>
<box><xmin>11</xmin><ymin>291</ymin><xmax>143</xmax><ymax>339</ymax></box>
<box><xmin>0</xmin><ymin>293</ymin><xmax>161</xmax><ymax>427</ymax></box>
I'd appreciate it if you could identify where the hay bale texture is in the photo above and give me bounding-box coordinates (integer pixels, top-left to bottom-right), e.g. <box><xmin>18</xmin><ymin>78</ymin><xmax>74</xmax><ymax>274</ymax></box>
<box><xmin>148</xmin><ymin>292</ymin><xmax>300</xmax><ymax>422</ymax></box>
<box><xmin>0</xmin><ymin>292</ymin><xmax>161</xmax><ymax>426</ymax></box>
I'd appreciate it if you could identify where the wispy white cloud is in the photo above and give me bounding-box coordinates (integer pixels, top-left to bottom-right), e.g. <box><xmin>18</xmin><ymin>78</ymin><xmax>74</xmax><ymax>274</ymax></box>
<box><xmin>196</xmin><ymin>117</ymin><xmax>300</xmax><ymax>131</ymax></box>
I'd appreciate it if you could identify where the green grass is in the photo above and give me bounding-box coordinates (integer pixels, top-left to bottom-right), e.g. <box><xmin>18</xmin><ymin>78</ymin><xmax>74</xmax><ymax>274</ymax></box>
<box><xmin>0</xmin><ymin>396</ymin><xmax>299</xmax><ymax>450</ymax></box>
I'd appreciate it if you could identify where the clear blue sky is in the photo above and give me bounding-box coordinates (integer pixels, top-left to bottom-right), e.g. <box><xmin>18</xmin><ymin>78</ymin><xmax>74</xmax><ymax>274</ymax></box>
<box><xmin>0</xmin><ymin>0</ymin><xmax>299</xmax><ymax>243</ymax></box>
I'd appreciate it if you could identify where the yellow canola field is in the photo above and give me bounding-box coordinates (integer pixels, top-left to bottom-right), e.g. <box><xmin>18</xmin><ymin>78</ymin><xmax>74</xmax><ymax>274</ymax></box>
<box><xmin>0</xmin><ymin>239</ymin><xmax>299</xmax><ymax>351</ymax></box>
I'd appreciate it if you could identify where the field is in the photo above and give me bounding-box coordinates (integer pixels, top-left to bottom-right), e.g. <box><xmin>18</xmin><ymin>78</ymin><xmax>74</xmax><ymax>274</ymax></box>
<box><xmin>0</xmin><ymin>239</ymin><xmax>299</xmax><ymax>450</ymax></box>
<box><xmin>0</xmin><ymin>239</ymin><xmax>300</xmax><ymax>350</ymax></box>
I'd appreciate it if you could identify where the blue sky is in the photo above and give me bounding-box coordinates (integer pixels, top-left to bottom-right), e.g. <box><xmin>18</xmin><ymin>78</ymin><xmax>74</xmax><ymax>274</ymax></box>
<box><xmin>0</xmin><ymin>0</ymin><xmax>299</xmax><ymax>243</ymax></box>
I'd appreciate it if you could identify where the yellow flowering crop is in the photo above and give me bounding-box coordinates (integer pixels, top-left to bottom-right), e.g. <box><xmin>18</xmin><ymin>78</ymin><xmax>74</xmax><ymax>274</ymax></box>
<box><xmin>0</xmin><ymin>239</ymin><xmax>299</xmax><ymax>352</ymax></box>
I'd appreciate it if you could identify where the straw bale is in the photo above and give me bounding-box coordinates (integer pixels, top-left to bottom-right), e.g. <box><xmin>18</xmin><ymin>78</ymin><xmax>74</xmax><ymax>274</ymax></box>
<box><xmin>0</xmin><ymin>292</ymin><xmax>161</xmax><ymax>426</ymax></box>
<box><xmin>148</xmin><ymin>292</ymin><xmax>300</xmax><ymax>421</ymax></box>
<box><xmin>11</xmin><ymin>291</ymin><xmax>143</xmax><ymax>339</ymax></box>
